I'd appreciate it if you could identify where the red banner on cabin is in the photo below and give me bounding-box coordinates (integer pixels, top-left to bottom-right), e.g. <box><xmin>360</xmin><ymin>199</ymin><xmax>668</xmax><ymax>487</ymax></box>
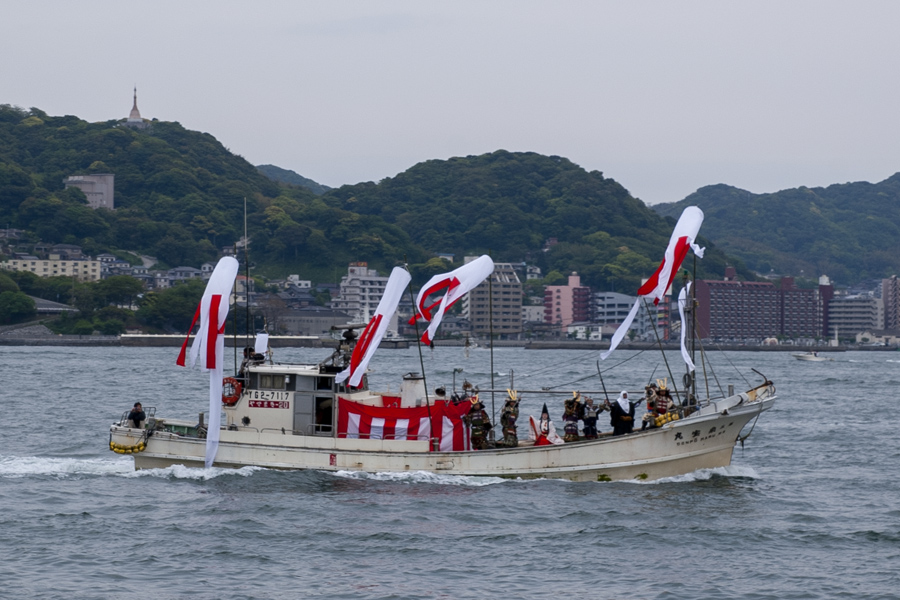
<box><xmin>337</xmin><ymin>398</ymin><xmax>473</xmax><ymax>451</ymax></box>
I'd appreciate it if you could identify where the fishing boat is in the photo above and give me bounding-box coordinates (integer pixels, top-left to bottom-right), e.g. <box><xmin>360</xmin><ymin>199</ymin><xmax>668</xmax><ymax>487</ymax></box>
<box><xmin>109</xmin><ymin>207</ymin><xmax>776</xmax><ymax>482</ymax></box>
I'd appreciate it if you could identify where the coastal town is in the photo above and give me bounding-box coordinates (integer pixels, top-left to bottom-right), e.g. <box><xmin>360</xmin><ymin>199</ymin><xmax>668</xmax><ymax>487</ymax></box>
<box><xmin>2</xmin><ymin>237</ymin><xmax>898</xmax><ymax>349</ymax></box>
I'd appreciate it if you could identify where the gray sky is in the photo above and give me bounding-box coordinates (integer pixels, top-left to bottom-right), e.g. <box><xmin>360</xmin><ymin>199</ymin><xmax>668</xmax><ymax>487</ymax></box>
<box><xmin>4</xmin><ymin>1</ymin><xmax>899</xmax><ymax>204</ymax></box>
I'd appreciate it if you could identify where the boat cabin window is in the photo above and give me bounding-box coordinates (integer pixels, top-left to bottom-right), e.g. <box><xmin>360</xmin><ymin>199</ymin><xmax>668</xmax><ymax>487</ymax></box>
<box><xmin>259</xmin><ymin>374</ymin><xmax>287</xmax><ymax>390</ymax></box>
<box><xmin>316</xmin><ymin>376</ymin><xmax>332</xmax><ymax>391</ymax></box>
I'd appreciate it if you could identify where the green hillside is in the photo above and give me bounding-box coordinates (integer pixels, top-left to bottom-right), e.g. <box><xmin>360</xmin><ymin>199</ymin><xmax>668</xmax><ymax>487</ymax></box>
<box><xmin>0</xmin><ymin>105</ymin><xmax>741</xmax><ymax>289</ymax></box>
<box><xmin>257</xmin><ymin>164</ymin><xmax>330</xmax><ymax>195</ymax></box>
<box><xmin>652</xmin><ymin>175</ymin><xmax>900</xmax><ymax>284</ymax></box>
<box><xmin>322</xmin><ymin>151</ymin><xmax>743</xmax><ymax>290</ymax></box>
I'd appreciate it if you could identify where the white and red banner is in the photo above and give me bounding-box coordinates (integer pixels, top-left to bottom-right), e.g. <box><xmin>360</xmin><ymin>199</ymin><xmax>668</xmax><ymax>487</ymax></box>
<box><xmin>678</xmin><ymin>281</ymin><xmax>695</xmax><ymax>372</ymax></box>
<box><xmin>337</xmin><ymin>398</ymin><xmax>474</xmax><ymax>451</ymax></box>
<box><xmin>335</xmin><ymin>266</ymin><xmax>411</xmax><ymax>388</ymax></box>
<box><xmin>410</xmin><ymin>255</ymin><xmax>494</xmax><ymax>345</ymax></box>
<box><xmin>176</xmin><ymin>256</ymin><xmax>239</xmax><ymax>468</ymax></box>
<box><xmin>601</xmin><ymin>207</ymin><xmax>705</xmax><ymax>360</ymax></box>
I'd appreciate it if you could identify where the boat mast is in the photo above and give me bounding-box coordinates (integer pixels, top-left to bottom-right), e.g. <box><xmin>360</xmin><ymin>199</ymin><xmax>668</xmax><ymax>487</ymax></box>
<box><xmin>405</xmin><ymin>262</ymin><xmax>433</xmax><ymax>436</ymax></box>
<box><xmin>243</xmin><ymin>197</ymin><xmax>250</xmax><ymax>351</ymax></box>
<box><xmin>488</xmin><ymin>258</ymin><xmax>496</xmax><ymax>427</ymax></box>
<box><xmin>691</xmin><ymin>255</ymin><xmax>697</xmax><ymax>402</ymax></box>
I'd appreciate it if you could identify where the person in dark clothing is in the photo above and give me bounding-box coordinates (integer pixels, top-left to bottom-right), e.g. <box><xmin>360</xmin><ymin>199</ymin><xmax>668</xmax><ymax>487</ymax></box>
<box><xmin>128</xmin><ymin>402</ymin><xmax>146</xmax><ymax>429</ymax></box>
<box><xmin>610</xmin><ymin>391</ymin><xmax>636</xmax><ymax>436</ymax></box>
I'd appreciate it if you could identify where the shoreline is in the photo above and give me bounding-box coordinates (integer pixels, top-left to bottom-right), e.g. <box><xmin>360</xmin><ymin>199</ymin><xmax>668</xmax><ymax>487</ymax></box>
<box><xmin>0</xmin><ymin>331</ymin><xmax>891</xmax><ymax>351</ymax></box>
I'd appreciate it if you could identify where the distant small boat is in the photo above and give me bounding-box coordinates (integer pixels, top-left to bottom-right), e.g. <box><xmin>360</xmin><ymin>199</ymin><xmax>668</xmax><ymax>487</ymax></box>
<box><xmin>792</xmin><ymin>352</ymin><xmax>830</xmax><ymax>362</ymax></box>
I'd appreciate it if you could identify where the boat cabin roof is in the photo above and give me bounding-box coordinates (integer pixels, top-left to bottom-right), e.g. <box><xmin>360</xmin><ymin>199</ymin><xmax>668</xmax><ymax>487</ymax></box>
<box><xmin>248</xmin><ymin>363</ymin><xmax>325</xmax><ymax>377</ymax></box>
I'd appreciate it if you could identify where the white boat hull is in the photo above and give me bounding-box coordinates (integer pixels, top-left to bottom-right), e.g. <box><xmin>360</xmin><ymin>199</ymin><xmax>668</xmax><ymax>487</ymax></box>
<box><xmin>792</xmin><ymin>353</ymin><xmax>828</xmax><ymax>361</ymax></box>
<box><xmin>111</xmin><ymin>391</ymin><xmax>775</xmax><ymax>482</ymax></box>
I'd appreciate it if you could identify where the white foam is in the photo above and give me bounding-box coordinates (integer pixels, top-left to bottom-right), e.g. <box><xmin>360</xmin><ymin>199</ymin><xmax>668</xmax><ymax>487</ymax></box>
<box><xmin>0</xmin><ymin>455</ymin><xmax>264</xmax><ymax>480</ymax></box>
<box><xmin>123</xmin><ymin>464</ymin><xmax>265</xmax><ymax>480</ymax></box>
<box><xmin>626</xmin><ymin>464</ymin><xmax>760</xmax><ymax>484</ymax></box>
<box><xmin>0</xmin><ymin>455</ymin><xmax>133</xmax><ymax>478</ymax></box>
<box><xmin>330</xmin><ymin>469</ymin><xmax>506</xmax><ymax>486</ymax></box>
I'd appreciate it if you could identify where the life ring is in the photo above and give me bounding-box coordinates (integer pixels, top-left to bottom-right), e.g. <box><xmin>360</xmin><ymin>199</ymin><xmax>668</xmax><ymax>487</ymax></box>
<box><xmin>222</xmin><ymin>377</ymin><xmax>243</xmax><ymax>405</ymax></box>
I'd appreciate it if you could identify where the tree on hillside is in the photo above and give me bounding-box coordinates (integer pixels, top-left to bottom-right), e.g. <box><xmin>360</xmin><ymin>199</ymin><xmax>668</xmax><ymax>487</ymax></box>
<box><xmin>0</xmin><ymin>291</ymin><xmax>36</xmax><ymax>324</ymax></box>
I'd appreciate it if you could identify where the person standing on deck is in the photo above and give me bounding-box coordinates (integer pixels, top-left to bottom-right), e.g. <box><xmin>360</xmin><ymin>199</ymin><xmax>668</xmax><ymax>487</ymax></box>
<box><xmin>128</xmin><ymin>402</ymin><xmax>145</xmax><ymax>429</ymax></box>
<box><xmin>610</xmin><ymin>391</ymin><xmax>636</xmax><ymax>436</ymax></box>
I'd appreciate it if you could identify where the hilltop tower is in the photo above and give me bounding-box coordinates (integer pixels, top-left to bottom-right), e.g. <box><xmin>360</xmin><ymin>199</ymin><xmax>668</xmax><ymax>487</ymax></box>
<box><xmin>123</xmin><ymin>87</ymin><xmax>149</xmax><ymax>130</ymax></box>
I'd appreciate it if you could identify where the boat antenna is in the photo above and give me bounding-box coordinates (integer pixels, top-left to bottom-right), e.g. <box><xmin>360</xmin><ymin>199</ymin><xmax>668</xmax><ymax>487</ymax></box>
<box><xmin>243</xmin><ymin>197</ymin><xmax>250</xmax><ymax>350</ymax></box>
<box><xmin>232</xmin><ymin>239</ymin><xmax>239</xmax><ymax>375</ymax></box>
<box><xmin>404</xmin><ymin>259</ymin><xmax>433</xmax><ymax>437</ymax></box>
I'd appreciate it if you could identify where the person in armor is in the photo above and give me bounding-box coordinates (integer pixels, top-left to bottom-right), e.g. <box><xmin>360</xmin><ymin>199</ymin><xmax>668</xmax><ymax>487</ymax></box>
<box><xmin>562</xmin><ymin>391</ymin><xmax>584</xmax><ymax>442</ymax></box>
<box><xmin>581</xmin><ymin>397</ymin><xmax>607</xmax><ymax>439</ymax></box>
<box><xmin>641</xmin><ymin>383</ymin><xmax>660</xmax><ymax>430</ymax></box>
<box><xmin>498</xmin><ymin>390</ymin><xmax>521</xmax><ymax>447</ymax></box>
<box><xmin>465</xmin><ymin>395</ymin><xmax>493</xmax><ymax>450</ymax></box>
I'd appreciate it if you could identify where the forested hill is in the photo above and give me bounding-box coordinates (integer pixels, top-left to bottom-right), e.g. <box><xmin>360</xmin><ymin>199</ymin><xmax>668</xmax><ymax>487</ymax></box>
<box><xmin>0</xmin><ymin>105</ymin><xmax>742</xmax><ymax>289</ymax></box>
<box><xmin>652</xmin><ymin>174</ymin><xmax>900</xmax><ymax>284</ymax></box>
<box><xmin>320</xmin><ymin>151</ymin><xmax>744</xmax><ymax>290</ymax></box>
<box><xmin>257</xmin><ymin>164</ymin><xmax>330</xmax><ymax>195</ymax></box>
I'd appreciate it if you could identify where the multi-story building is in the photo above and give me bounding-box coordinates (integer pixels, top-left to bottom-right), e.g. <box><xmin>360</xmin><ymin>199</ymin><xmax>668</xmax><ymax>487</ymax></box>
<box><xmin>593</xmin><ymin>290</ymin><xmax>665</xmax><ymax>341</ymax></box>
<box><xmin>779</xmin><ymin>276</ymin><xmax>821</xmax><ymax>338</ymax></box>
<box><xmin>64</xmin><ymin>174</ymin><xmax>115</xmax><ymax>210</ymax></box>
<box><xmin>2</xmin><ymin>255</ymin><xmax>101</xmax><ymax>282</ymax></box>
<box><xmin>827</xmin><ymin>293</ymin><xmax>883</xmax><ymax>338</ymax></box>
<box><xmin>696</xmin><ymin>270</ymin><xmax>832</xmax><ymax>341</ymax></box>
<box><xmin>882</xmin><ymin>275</ymin><xmax>900</xmax><ymax>330</ymax></box>
<box><xmin>331</xmin><ymin>262</ymin><xmax>390</xmax><ymax>324</ymax></box>
<box><xmin>695</xmin><ymin>279</ymin><xmax>782</xmax><ymax>341</ymax></box>
<box><xmin>464</xmin><ymin>260</ymin><xmax>523</xmax><ymax>339</ymax></box>
<box><xmin>544</xmin><ymin>272</ymin><xmax>591</xmax><ymax>329</ymax></box>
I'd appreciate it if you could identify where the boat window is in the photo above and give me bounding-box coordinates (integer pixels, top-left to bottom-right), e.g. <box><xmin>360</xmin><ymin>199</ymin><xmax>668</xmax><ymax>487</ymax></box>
<box><xmin>316</xmin><ymin>376</ymin><xmax>332</xmax><ymax>391</ymax></box>
<box><xmin>259</xmin><ymin>374</ymin><xmax>287</xmax><ymax>390</ymax></box>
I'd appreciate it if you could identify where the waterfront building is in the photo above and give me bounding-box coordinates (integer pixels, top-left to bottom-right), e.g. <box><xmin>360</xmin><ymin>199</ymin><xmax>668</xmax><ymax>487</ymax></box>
<box><xmin>464</xmin><ymin>259</ymin><xmax>523</xmax><ymax>339</ymax></box>
<box><xmin>882</xmin><ymin>275</ymin><xmax>900</xmax><ymax>330</ymax></box>
<box><xmin>827</xmin><ymin>293</ymin><xmax>883</xmax><ymax>338</ymax></box>
<box><xmin>331</xmin><ymin>262</ymin><xmax>390</xmax><ymax>324</ymax></box>
<box><xmin>544</xmin><ymin>272</ymin><xmax>591</xmax><ymax>329</ymax></box>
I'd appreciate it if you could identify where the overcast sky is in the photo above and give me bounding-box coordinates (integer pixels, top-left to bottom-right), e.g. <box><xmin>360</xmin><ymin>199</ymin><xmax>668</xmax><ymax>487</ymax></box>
<box><xmin>3</xmin><ymin>1</ymin><xmax>899</xmax><ymax>204</ymax></box>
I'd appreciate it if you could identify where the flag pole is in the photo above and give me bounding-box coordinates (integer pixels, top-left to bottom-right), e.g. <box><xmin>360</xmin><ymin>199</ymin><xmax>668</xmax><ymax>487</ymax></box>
<box><xmin>404</xmin><ymin>261</ymin><xmax>433</xmax><ymax>445</ymax></box>
<box><xmin>488</xmin><ymin>255</ymin><xmax>496</xmax><ymax>429</ymax></box>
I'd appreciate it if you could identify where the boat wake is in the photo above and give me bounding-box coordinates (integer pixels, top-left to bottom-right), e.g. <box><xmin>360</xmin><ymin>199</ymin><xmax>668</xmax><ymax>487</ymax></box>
<box><xmin>0</xmin><ymin>455</ymin><xmax>133</xmax><ymax>478</ymax></box>
<box><xmin>627</xmin><ymin>464</ymin><xmax>760</xmax><ymax>484</ymax></box>
<box><xmin>0</xmin><ymin>455</ymin><xmax>262</xmax><ymax>480</ymax></box>
<box><xmin>331</xmin><ymin>469</ymin><xmax>507</xmax><ymax>486</ymax></box>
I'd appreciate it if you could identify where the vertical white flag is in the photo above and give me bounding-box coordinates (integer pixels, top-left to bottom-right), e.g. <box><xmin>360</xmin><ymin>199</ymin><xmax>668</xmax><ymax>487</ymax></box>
<box><xmin>335</xmin><ymin>267</ymin><xmax>411</xmax><ymax>387</ymax></box>
<box><xmin>176</xmin><ymin>257</ymin><xmax>239</xmax><ymax>468</ymax></box>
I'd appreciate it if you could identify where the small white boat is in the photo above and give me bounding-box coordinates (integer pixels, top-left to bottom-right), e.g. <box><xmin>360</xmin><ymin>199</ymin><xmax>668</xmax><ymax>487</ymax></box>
<box><xmin>792</xmin><ymin>351</ymin><xmax>830</xmax><ymax>362</ymax></box>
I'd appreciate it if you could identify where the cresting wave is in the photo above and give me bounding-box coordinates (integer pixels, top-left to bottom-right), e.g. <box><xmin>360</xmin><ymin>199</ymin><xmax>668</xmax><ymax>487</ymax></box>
<box><xmin>331</xmin><ymin>469</ymin><xmax>508</xmax><ymax>486</ymax></box>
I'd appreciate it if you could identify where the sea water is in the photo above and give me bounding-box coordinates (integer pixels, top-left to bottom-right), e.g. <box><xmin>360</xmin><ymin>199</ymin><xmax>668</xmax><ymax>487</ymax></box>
<box><xmin>1</xmin><ymin>345</ymin><xmax>898</xmax><ymax>599</ymax></box>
